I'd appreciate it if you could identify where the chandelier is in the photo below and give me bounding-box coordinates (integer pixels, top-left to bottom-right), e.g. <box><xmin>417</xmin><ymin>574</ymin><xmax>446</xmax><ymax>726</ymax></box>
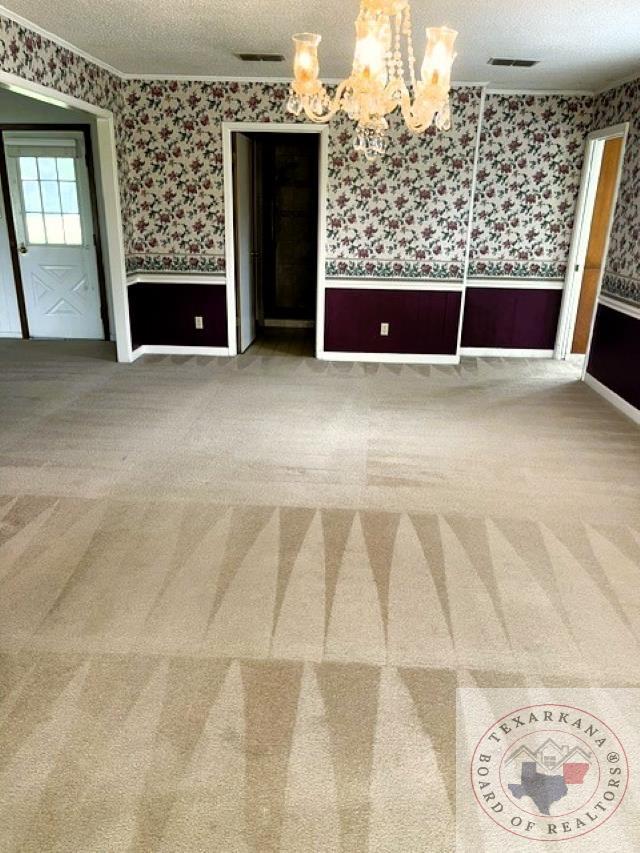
<box><xmin>286</xmin><ymin>0</ymin><xmax>458</xmax><ymax>159</ymax></box>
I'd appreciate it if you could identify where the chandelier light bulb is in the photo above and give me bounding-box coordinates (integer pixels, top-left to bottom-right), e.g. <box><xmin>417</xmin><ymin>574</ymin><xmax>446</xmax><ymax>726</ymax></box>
<box><xmin>352</xmin><ymin>15</ymin><xmax>390</xmax><ymax>84</ymax></box>
<box><xmin>292</xmin><ymin>33</ymin><xmax>322</xmax><ymax>90</ymax></box>
<box><xmin>421</xmin><ymin>27</ymin><xmax>457</xmax><ymax>93</ymax></box>
<box><xmin>287</xmin><ymin>1</ymin><xmax>458</xmax><ymax>159</ymax></box>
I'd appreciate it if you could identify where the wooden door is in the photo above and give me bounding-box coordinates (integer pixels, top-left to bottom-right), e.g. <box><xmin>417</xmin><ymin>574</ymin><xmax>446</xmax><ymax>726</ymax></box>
<box><xmin>572</xmin><ymin>137</ymin><xmax>623</xmax><ymax>353</ymax></box>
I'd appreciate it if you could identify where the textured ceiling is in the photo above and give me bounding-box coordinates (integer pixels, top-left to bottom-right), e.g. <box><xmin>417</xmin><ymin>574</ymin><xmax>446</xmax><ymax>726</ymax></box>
<box><xmin>2</xmin><ymin>0</ymin><xmax>640</xmax><ymax>90</ymax></box>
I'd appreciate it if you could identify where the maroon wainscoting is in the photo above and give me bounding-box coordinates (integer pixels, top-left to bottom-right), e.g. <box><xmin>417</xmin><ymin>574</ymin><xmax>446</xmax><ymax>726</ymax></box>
<box><xmin>128</xmin><ymin>282</ymin><xmax>228</xmax><ymax>349</ymax></box>
<box><xmin>461</xmin><ymin>287</ymin><xmax>563</xmax><ymax>349</ymax></box>
<box><xmin>587</xmin><ymin>303</ymin><xmax>640</xmax><ymax>410</ymax></box>
<box><xmin>324</xmin><ymin>287</ymin><xmax>462</xmax><ymax>355</ymax></box>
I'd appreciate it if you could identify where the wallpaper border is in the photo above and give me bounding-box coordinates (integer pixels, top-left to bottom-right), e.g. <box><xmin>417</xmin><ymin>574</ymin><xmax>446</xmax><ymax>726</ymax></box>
<box><xmin>601</xmin><ymin>271</ymin><xmax>640</xmax><ymax>305</ymax></box>
<box><xmin>125</xmin><ymin>254</ymin><xmax>226</xmax><ymax>274</ymax></box>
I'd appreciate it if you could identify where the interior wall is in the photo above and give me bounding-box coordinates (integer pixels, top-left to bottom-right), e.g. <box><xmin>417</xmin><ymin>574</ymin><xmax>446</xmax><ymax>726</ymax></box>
<box><xmin>1</xmin><ymin>12</ymin><xmax>596</xmax><ymax>287</ymax></box>
<box><xmin>584</xmin><ymin>75</ymin><xmax>640</xmax><ymax>414</ymax></box>
<box><xmin>3</xmin><ymin>10</ymin><xmax>622</xmax><ymax>363</ymax></box>
<box><xmin>592</xmin><ymin>78</ymin><xmax>640</xmax><ymax>305</ymax></box>
<box><xmin>470</xmin><ymin>93</ymin><xmax>594</xmax><ymax>281</ymax></box>
<box><xmin>119</xmin><ymin>81</ymin><xmax>483</xmax><ymax>279</ymax></box>
<box><xmin>119</xmin><ymin>80</ymin><xmax>595</xmax><ymax>285</ymax></box>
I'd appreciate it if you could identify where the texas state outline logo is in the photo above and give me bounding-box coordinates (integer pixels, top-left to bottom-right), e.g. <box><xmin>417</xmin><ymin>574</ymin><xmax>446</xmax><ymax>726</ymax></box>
<box><xmin>470</xmin><ymin>704</ymin><xmax>629</xmax><ymax>842</ymax></box>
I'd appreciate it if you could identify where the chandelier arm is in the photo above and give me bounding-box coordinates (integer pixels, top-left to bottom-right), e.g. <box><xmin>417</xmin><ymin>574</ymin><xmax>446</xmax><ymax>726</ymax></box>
<box><xmin>397</xmin><ymin>89</ymin><xmax>421</xmax><ymax>131</ymax></box>
<box><xmin>299</xmin><ymin>78</ymin><xmax>350</xmax><ymax>123</ymax></box>
<box><xmin>398</xmin><ymin>86</ymin><xmax>448</xmax><ymax>133</ymax></box>
<box><xmin>300</xmin><ymin>105</ymin><xmax>333</xmax><ymax>124</ymax></box>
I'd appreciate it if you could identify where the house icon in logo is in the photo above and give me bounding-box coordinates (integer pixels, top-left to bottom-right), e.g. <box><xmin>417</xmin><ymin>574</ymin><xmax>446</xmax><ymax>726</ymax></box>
<box><xmin>505</xmin><ymin>739</ymin><xmax>593</xmax><ymax>775</ymax></box>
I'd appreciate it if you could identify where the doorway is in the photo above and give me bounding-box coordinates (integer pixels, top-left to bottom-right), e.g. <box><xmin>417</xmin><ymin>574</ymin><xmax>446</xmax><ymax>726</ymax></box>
<box><xmin>557</xmin><ymin>124</ymin><xmax>628</xmax><ymax>360</ymax></box>
<box><xmin>0</xmin><ymin>126</ymin><xmax>108</xmax><ymax>340</ymax></box>
<box><xmin>223</xmin><ymin>123</ymin><xmax>327</xmax><ymax>358</ymax></box>
<box><xmin>232</xmin><ymin>131</ymin><xmax>319</xmax><ymax>354</ymax></box>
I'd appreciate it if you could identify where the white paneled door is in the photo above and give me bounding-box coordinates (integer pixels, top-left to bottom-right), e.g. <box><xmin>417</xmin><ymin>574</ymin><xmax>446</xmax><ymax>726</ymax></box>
<box><xmin>5</xmin><ymin>131</ymin><xmax>104</xmax><ymax>339</ymax></box>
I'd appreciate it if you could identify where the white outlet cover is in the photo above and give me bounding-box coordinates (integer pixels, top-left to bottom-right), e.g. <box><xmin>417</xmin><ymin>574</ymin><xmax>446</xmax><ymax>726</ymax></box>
<box><xmin>380</xmin><ymin>323</ymin><xmax>389</xmax><ymax>336</ymax></box>
<box><xmin>195</xmin><ymin>316</ymin><xmax>204</xmax><ymax>329</ymax></box>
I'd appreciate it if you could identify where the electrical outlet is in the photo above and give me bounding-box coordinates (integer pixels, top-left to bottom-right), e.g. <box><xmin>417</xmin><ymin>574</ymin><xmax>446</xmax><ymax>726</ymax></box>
<box><xmin>380</xmin><ymin>322</ymin><xmax>389</xmax><ymax>336</ymax></box>
<box><xmin>195</xmin><ymin>316</ymin><xmax>204</xmax><ymax>330</ymax></box>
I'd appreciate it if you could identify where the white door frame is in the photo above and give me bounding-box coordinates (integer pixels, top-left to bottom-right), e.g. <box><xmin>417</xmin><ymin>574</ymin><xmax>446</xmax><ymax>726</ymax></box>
<box><xmin>0</xmin><ymin>70</ymin><xmax>131</xmax><ymax>362</ymax></box>
<box><xmin>222</xmin><ymin>122</ymin><xmax>328</xmax><ymax>357</ymax></box>
<box><xmin>555</xmin><ymin>122</ymin><xmax>629</xmax><ymax>360</ymax></box>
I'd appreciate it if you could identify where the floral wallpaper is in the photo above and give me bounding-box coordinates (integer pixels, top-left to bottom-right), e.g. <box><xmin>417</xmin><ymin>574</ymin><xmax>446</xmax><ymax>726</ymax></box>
<box><xmin>469</xmin><ymin>94</ymin><xmax>594</xmax><ymax>280</ymax></box>
<box><xmin>121</xmin><ymin>80</ymin><xmax>288</xmax><ymax>274</ymax></box>
<box><xmin>0</xmin><ymin>15</ymin><xmax>121</xmax><ymax>111</ymax></box>
<box><xmin>1</xmin><ymin>11</ymin><xmax>600</xmax><ymax>288</ymax></box>
<box><xmin>0</xmin><ymin>13</ymin><xmax>129</xmax><ymax>238</ymax></box>
<box><xmin>120</xmin><ymin>81</ymin><xmax>481</xmax><ymax>279</ymax></box>
<box><xmin>325</xmin><ymin>87</ymin><xmax>481</xmax><ymax>280</ymax></box>
<box><xmin>592</xmin><ymin>78</ymin><xmax>640</xmax><ymax>305</ymax></box>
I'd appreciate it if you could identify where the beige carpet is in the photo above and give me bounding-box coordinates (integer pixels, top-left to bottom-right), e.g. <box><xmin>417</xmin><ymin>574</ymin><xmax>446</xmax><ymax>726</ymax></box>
<box><xmin>0</xmin><ymin>340</ymin><xmax>639</xmax><ymax>851</ymax></box>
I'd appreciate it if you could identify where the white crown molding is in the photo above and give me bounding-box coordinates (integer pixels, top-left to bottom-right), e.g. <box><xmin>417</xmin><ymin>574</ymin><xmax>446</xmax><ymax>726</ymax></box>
<box><xmin>0</xmin><ymin>4</ymin><xmax>122</xmax><ymax>77</ymax></box>
<box><xmin>0</xmin><ymin>6</ymin><xmax>620</xmax><ymax>96</ymax></box>
<box><xmin>594</xmin><ymin>69</ymin><xmax>640</xmax><ymax>96</ymax></box>
<box><xmin>120</xmin><ymin>74</ymin><xmax>324</xmax><ymax>84</ymax></box>
<box><xmin>485</xmin><ymin>86</ymin><xmax>595</xmax><ymax>97</ymax></box>
<box><xmin>119</xmin><ymin>75</ymin><xmax>491</xmax><ymax>88</ymax></box>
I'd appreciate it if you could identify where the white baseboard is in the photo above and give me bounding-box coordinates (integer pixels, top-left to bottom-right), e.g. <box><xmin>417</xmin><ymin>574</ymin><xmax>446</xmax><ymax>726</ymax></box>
<box><xmin>0</xmin><ymin>331</ymin><xmax>21</xmax><ymax>338</ymax></box>
<box><xmin>131</xmin><ymin>344</ymin><xmax>231</xmax><ymax>361</ymax></box>
<box><xmin>460</xmin><ymin>347</ymin><xmax>555</xmax><ymax>358</ymax></box>
<box><xmin>583</xmin><ymin>373</ymin><xmax>640</xmax><ymax>425</ymax></box>
<box><xmin>319</xmin><ymin>350</ymin><xmax>460</xmax><ymax>365</ymax></box>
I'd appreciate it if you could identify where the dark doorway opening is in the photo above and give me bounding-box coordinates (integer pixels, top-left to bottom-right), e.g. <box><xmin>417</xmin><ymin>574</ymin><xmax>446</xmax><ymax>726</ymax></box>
<box><xmin>232</xmin><ymin>131</ymin><xmax>319</xmax><ymax>355</ymax></box>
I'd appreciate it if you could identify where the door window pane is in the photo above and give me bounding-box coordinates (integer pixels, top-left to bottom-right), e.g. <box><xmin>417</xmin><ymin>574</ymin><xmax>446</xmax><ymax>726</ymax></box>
<box><xmin>37</xmin><ymin>157</ymin><xmax>57</xmax><ymax>180</ymax></box>
<box><xmin>26</xmin><ymin>213</ymin><xmax>46</xmax><ymax>244</ymax></box>
<box><xmin>59</xmin><ymin>182</ymin><xmax>79</xmax><ymax>214</ymax></box>
<box><xmin>40</xmin><ymin>181</ymin><xmax>62</xmax><ymax>213</ymax></box>
<box><xmin>19</xmin><ymin>157</ymin><xmax>38</xmax><ymax>180</ymax></box>
<box><xmin>17</xmin><ymin>153</ymin><xmax>83</xmax><ymax>245</ymax></box>
<box><xmin>22</xmin><ymin>181</ymin><xmax>42</xmax><ymax>212</ymax></box>
<box><xmin>44</xmin><ymin>214</ymin><xmax>65</xmax><ymax>244</ymax></box>
<box><xmin>62</xmin><ymin>214</ymin><xmax>82</xmax><ymax>245</ymax></box>
<box><xmin>56</xmin><ymin>158</ymin><xmax>75</xmax><ymax>181</ymax></box>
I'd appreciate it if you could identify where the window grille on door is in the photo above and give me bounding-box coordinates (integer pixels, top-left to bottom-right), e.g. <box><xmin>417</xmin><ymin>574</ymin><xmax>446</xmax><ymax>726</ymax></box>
<box><xmin>17</xmin><ymin>155</ymin><xmax>82</xmax><ymax>246</ymax></box>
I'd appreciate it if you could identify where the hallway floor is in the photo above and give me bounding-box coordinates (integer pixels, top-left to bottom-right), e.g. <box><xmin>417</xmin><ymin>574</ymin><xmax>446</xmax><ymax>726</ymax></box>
<box><xmin>245</xmin><ymin>327</ymin><xmax>315</xmax><ymax>358</ymax></box>
<box><xmin>0</xmin><ymin>341</ymin><xmax>639</xmax><ymax>851</ymax></box>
